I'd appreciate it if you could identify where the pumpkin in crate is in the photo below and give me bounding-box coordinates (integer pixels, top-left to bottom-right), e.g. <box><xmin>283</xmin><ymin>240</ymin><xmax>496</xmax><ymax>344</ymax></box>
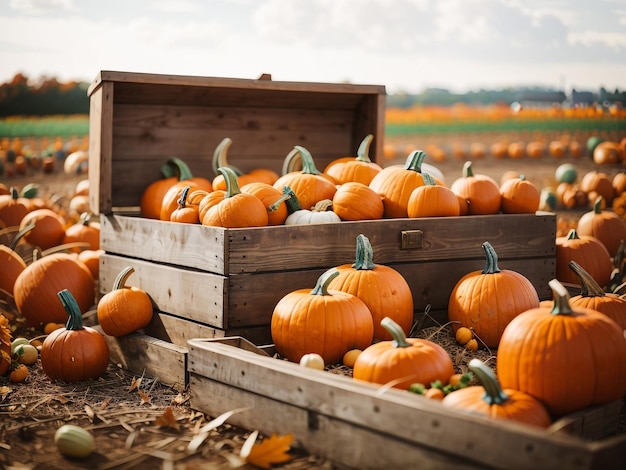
<box><xmin>450</xmin><ymin>161</ymin><xmax>501</xmax><ymax>215</ymax></box>
<box><xmin>328</xmin><ymin>234</ymin><xmax>413</xmax><ymax>341</ymax></box>
<box><xmin>332</xmin><ymin>182</ymin><xmax>384</xmax><ymax>221</ymax></box>
<box><xmin>407</xmin><ymin>172</ymin><xmax>460</xmax><ymax>218</ymax></box>
<box><xmin>284</xmin><ymin>199</ymin><xmax>341</xmax><ymax>225</ymax></box>
<box><xmin>271</xmin><ymin>268</ymin><xmax>374</xmax><ymax>365</ymax></box>
<box><xmin>40</xmin><ymin>289</ymin><xmax>110</xmax><ymax>383</ymax></box>
<box><xmin>499</xmin><ymin>175</ymin><xmax>540</xmax><ymax>214</ymax></box>
<box><xmin>352</xmin><ymin>317</ymin><xmax>454</xmax><ymax>390</ymax></box>
<box><xmin>97</xmin><ymin>266</ymin><xmax>153</xmax><ymax>337</ymax></box>
<box><xmin>497</xmin><ymin>279</ymin><xmax>626</xmax><ymax>417</ymax></box>
<box><xmin>140</xmin><ymin>157</ymin><xmax>212</xmax><ymax>219</ymax></box>
<box><xmin>169</xmin><ymin>186</ymin><xmax>200</xmax><ymax>224</ymax></box>
<box><xmin>442</xmin><ymin>359</ymin><xmax>552</xmax><ymax>428</ymax></box>
<box><xmin>211</xmin><ymin>137</ymin><xmax>279</xmax><ymax>189</ymax></box>
<box><xmin>323</xmin><ymin>134</ymin><xmax>382</xmax><ymax>186</ymax></box>
<box><xmin>160</xmin><ymin>176</ymin><xmax>213</xmax><ymax>221</ymax></box>
<box><xmin>369</xmin><ymin>150</ymin><xmax>445</xmax><ymax>218</ymax></box>
<box><xmin>240</xmin><ymin>182</ymin><xmax>290</xmax><ymax>226</ymax></box>
<box><xmin>555</xmin><ymin>228</ymin><xmax>612</xmax><ymax>288</ymax></box>
<box><xmin>13</xmin><ymin>253</ymin><xmax>95</xmax><ymax>328</ymax></box>
<box><xmin>62</xmin><ymin>212</ymin><xmax>101</xmax><ymax>252</ymax></box>
<box><xmin>18</xmin><ymin>208</ymin><xmax>66</xmax><ymax>250</ymax></box>
<box><xmin>273</xmin><ymin>146</ymin><xmax>337</xmax><ymax>211</ymax></box>
<box><xmin>202</xmin><ymin>167</ymin><xmax>268</xmax><ymax>228</ymax></box>
<box><xmin>447</xmin><ymin>241</ymin><xmax>540</xmax><ymax>348</ymax></box>
<box><xmin>577</xmin><ymin>196</ymin><xmax>626</xmax><ymax>257</ymax></box>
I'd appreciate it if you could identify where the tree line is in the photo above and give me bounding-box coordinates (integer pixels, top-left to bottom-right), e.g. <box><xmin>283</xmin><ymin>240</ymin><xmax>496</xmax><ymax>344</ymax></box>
<box><xmin>0</xmin><ymin>73</ymin><xmax>624</xmax><ymax>117</ymax></box>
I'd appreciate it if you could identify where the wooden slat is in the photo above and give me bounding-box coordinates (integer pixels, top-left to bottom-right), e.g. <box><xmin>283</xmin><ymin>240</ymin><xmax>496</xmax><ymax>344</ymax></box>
<box><xmin>187</xmin><ymin>339</ymin><xmax>626</xmax><ymax>470</ymax></box>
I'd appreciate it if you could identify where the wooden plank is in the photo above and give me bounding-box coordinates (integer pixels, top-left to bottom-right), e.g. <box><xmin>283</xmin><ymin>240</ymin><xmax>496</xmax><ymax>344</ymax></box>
<box><xmin>88</xmin><ymin>82</ymin><xmax>114</xmax><ymax>216</ymax></box>
<box><xmin>187</xmin><ymin>339</ymin><xmax>626</xmax><ymax>470</ymax></box>
<box><xmin>100</xmin><ymin>213</ymin><xmax>556</xmax><ymax>276</ymax></box>
<box><xmin>95</xmin><ymin>326</ymin><xmax>187</xmax><ymax>390</ymax></box>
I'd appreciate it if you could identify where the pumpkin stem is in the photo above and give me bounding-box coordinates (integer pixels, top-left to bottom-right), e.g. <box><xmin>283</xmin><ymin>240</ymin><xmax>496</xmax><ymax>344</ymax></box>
<box><xmin>77</xmin><ymin>212</ymin><xmax>95</xmax><ymax>227</ymax></box>
<box><xmin>355</xmin><ymin>134</ymin><xmax>374</xmax><ymax>163</ymax></box>
<box><xmin>164</xmin><ymin>157</ymin><xmax>194</xmax><ymax>181</ymax></box>
<box><xmin>9</xmin><ymin>220</ymin><xmax>35</xmax><ymax>251</ymax></box>
<box><xmin>57</xmin><ymin>289</ymin><xmax>84</xmax><ymax>331</ymax></box>
<box><xmin>9</xmin><ymin>187</ymin><xmax>19</xmax><ymax>201</ymax></box>
<box><xmin>380</xmin><ymin>316</ymin><xmax>412</xmax><ymax>348</ymax></box>
<box><xmin>566</xmin><ymin>228</ymin><xmax>580</xmax><ymax>240</ymax></box>
<box><xmin>113</xmin><ymin>266</ymin><xmax>136</xmax><ymax>291</ymax></box>
<box><xmin>312</xmin><ymin>199</ymin><xmax>333</xmax><ymax>212</ymax></box>
<box><xmin>593</xmin><ymin>195</ymin><xmax>603</xmax><ymax>214</ymax></box>
<box><xmin>282</xmin><ymin>147</ymin><xmax>302</xmax><ymax>175</ymax></box>
<box><xmin>548</xmin><ymin>279</ymin><xmax>575</xmax><ymax>316</ymax></box>
<box><xmin>468</xmin><ymin>358</ymin><xmax>509</xmax><ymax>405</ymax></box>
<box><xmin>20</xmin><ymin>183</ymin><xmax>38</xmax><ymax>199</ymax></box>
<box><xmin>481</xmin><ymin>242</ymin><xmax>501</xmax><ymax>274</ymax></box>
<box><xmin>568</xmin><ymin>261</ymin><xmax>605</xmax><ymax>297</ymax></box>
<box><xmin>403</xmin><ymin>150</ymin><xmax>427</xmax><ymax>173</ymax></box>
<box><xmin>281</xmin><ymin>186</ymin><xmax>301</xmax><ymax>213</ymax></box>
<box><xmin>353</xmin><ymin>234</ymin><xmax>376</xmax><ymax>270</ymax></box>
<box><xmin>211</xmin><ymin>137</ymin><xmax>243</xmax><ymax>177</ymax></box>
<box><xmin>462</xmin><ymin>161</ymin><xmax>474</xmax><ymax>178</ymax></box>
<box><xmin>218</xmin><ymin>167</ymin><xmax>242</xmax><ymax>198</ymax></box>
<box><xmin>422</xmin><ymin>172</ymin><xmax>437</xmax><ymax>187</ymax></box>
<box><xmin>177</xmin><ymin>185</ymin><xmax>191</xmax><ymax>209</ymax></box>
<box><xmin>294</xmin><ymin>146</ymin><xmax>323</xmax><ymax>175</ymax></box>
<box><xmin>310</xmin><ymin>268</ymin><xmax>340</xmax><ymax>296</ymax></box>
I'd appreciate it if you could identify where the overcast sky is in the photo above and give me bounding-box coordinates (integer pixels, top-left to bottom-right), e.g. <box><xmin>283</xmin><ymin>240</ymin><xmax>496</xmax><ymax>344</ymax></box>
<box><xmin>1</xmin><ymin>0</ymin><xmax>625</xmax><ymax>94</ymax></box>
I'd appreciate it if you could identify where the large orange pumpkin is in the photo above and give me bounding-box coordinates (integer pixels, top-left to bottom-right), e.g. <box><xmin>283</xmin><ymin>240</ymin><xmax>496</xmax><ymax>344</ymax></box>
<box><xmin>577</xmin><ymin>196</ymin><xmax>626</xmax><ymax>257</ymax></box>
<box><xmin>328</xmin><ymin>234</ymin><xmax>414</xmax><ymax>341</ymax></box>
<box><xmin>497</xmin><ymin>279</ymin><xmax>626</xmax><ymax>416</ymax></box>
<box><xmin>323</xmin><ymin>134</ymin><xmax>382</xmax><ymax>185</ymax></box>
<box><xmin>271</xmin><ymin>268</ymin><xmax>374</xmax><ymax>365</ymax></box>
<box><xmin>407</xmin><ymin>172</ymin><xmax>460</xmax><ymax>218</ymax></box>
<box><xmin>447</xmin><ymin>241</ymin><xmax>540</xmax><ymax>348</ymax></box>
<box><xmin>555</xmin><ymin>228</ymin><xmax>612</xmax><ymax>288</ymax></box>
<box><xmin>18</xmin><ymin>208</ymin><xmax>66</xmax><ymax>250</ymax></box>
<box><xmin>0</xmin><ymin>222</ymin><xmax>32</xmax><ymax>297</ymax></box>
<box><xmin>332</xmin><ymin>182</ymin><xmax>384</xmax><ymax>221</ymax></box>
<box><xmin>499</xmin><ymin>175</ymin><xmax>540</xmax><ymax>214</ymax></box>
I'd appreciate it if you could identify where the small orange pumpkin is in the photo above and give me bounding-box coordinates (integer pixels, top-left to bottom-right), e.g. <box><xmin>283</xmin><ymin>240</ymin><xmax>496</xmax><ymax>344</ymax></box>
<box><xmin>241</xmin><ymin>182</ymin><xmax>290</xmax><ymax>226</ymax></box>
<box><xmin>555</xmin><ymin>228</ymin><xmax>612</xmax><ymax>288</ymax></box>
<box><xmin>499</xmin><ymin>175</ymin><xmax>540</xmax><ymax>214</ymax></box>
<box><xmin>62</xmin><ymin>212</ymin><xmax>101</xmax><ymax>252</ymax></box>
<box><xmin>577</xmin><ymin>196</ymin><xmax>626</xmax><ymax>257</ymax></box>
<box><xmin>169</xmin><ymin>186</ymin><xmax>200</xmax><ymax>224</ymax></box>
<box><xmin>332</xmin><ymin>182</ymin><xmax>384</xmax><ymax>221</ymax></box>
<box><xmin>407</xmin><ymin>172</ymin><xmax>460</xmax><ymax>218</ymax></box>
<box><xmin>323</xmin><ymin>134</ymin><xmax>382</xmax><ymax>185</ymax></box>
<box><xmin>450</xmin><ymin>161</ymin><xmax>501</xmax><ymax>215</ymax></box>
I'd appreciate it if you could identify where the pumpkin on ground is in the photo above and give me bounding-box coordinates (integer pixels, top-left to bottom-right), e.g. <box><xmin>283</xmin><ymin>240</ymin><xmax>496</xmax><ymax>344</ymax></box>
<box><xmin>447</xmin><ymin>241</ymin><xmax>540</xmax><ymax>348</ymax></box>
<box><xmin>270</xmin><ymin>268</ymin><xmax>374</xmax><ymax>365</ymax></box>
<box><xmin>40</xmin><ymin>289</ymin><xmax>110</xmax><ymax>383</ymax></box>
<box><xmin>0</xmin><ymin>313</ymin><xmax>11</xmax><ymax>376</ymax></box>
<box><xmin>497</xmin><ymin>279</ymin><xmax>626</xmax><ymax>417</ymax></box>
<box><xmin>450</xmin><ymin>161</ymin><xmax>501</xmax><ymax>215</ymax></box>
<box><xmin>577</xmin><ymin>196</ymin><xmax>626</xmax><ymax>257</ymax></box>
<box><xmin>328</xmin><ymin>234</ymin><xmax>414</xmax><ymax>341</ymax></box>
<box><xmin>97</xmin><ymin>266</ymin><xmax>154</xmax><ymax>337</ymax></box>
<box><xmin>555</xmin><ymin>228</ymin><xmax>613</xmax><ymax>288</ymax></box>
<box><xmin>62</xmin><ymin>212</ymin><xmax>101</xmax><ymax>252</ymax></box>
<box><xmin>13</xmin><ymin>253</ymin><xmax>95</xmax><ymax>328</ymax></box>
<box><xmin>0</xmin><ymin>187</ymin><xmax>31</xmax><ymax>228</ymax></box>
<box><xmin>352</xmin><ymin>317</ymin><xmax>454</xmax><ymax>390</ymax></box>
<box><xmin>18</xmin><ymin>208</ymin><xmax>66</xmax><ymax>250</ymax></box>
<box><xmin>442</xmin><ymin>359</ymin><xmax>552</xmax><ymax>428</ymax></box>
<box><xmin>323</xmin><ymin>134</ymin><xmax>382</xmax><ymax>186</ymax></box>
<box><xmin>0</xmin><ymin>222</ymin><xmax>32</xmax><ymax>297</ymax></box>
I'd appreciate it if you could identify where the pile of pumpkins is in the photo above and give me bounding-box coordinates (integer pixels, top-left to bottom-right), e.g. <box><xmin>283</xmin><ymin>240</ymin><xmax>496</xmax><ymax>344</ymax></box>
<box><xmin>139</xmin><ymin>135</ymin><xmax>543</xmax><ymax>229</ymax></box>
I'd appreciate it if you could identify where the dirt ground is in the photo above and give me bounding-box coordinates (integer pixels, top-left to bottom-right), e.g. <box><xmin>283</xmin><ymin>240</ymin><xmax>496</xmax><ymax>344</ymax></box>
<box><xmin>1</xmin><ymin>142</ymin><xmax>625</xmax><ymax>469</ymax></box>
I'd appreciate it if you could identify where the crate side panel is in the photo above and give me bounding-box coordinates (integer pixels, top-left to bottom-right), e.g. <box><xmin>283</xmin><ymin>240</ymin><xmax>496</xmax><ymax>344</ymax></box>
<box><xmin>100</xmin><ymin>214</ymin><xmax>228</xmax><ymax>274</ymax></box>
<box><xmin>188</xmin><ymin>340</ymin><xmax>605</xmax><ymax>470</ymax></box>
<box><xmin>89</xmin><ymin>82</ymin><xmax>114</xmax><ymax>215</ymax></box>
<box><xmin>99</xmin><ymin>253</ymin><xmax>228</xmax><ymax>328</ymax></box>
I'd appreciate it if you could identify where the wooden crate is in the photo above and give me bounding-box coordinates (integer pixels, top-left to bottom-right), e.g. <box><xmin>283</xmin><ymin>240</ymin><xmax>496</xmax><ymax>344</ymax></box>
<box><xmin>187</xmin><ymin>337</ymin><xmax>626</xmax><ymax>470</ymax></box>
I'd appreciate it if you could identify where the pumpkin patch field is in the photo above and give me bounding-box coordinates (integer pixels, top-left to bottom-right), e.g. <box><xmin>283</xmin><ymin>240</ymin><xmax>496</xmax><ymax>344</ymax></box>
<box><xmin>1</xmin><ymin>69</ymin><xmax>626</xmax><ymax>468</ymax></box>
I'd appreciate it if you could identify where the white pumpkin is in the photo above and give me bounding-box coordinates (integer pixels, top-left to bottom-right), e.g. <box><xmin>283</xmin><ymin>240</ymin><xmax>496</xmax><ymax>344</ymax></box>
<box><xmin>284</xmin><ymin>199</ymin><xmax>341</xmax><ymax>225</ymax></box>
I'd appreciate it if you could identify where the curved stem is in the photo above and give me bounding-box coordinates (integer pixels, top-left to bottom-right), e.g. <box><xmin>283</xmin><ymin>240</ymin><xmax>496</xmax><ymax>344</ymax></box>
<box><xmin>381</xmin><ymin>317</ymin><xmax>412</xmax><ymax>348</ymax></box>
<box><xmin>481</xmin><ymin>242</ymin><xmax>501</xmax><ymax>274</ymax></box>
<box><xmin>282</xmin><ymin>186</ymin><xmax>301</xmax><ymax>213</ymax></box>
<box><xmin>57</xmin><ymin>289</ymin><xmax>84</xmax><ymax>331</ymax></box>
<box><xmin>355</xmin><ymin>134</ymin><xmax>374</xmax><ymax>163</ymax></box>
<box><xmin>566</xmin><ymin>228</ymin><xmax>580</xmax><ymax>241</ymax></box>
<box><xmin>462</xmin><ymin>161</ymin><xmax>474</xmax><ymax>178</ymax></box>
<box><xmin>568</xmin><ymin>261</ymin><xmax>605</xmax><ymax>297</ymax></box>
<box><xmin>282</xmin><ymin>148</ymin><xmax>302</xmax><ymax>175</ymax></box>
<box><xmin>403</xmin><ymin>150</ymin><xmax>427</xmax><ymax>173</ymax></box>
<box><xmin>113</xmin><ymin>266</ymin><xmax>136</xmax><ymax>291</ymax></box>
<box><xmin>177</xmin><ymin>185</ymin><xmax>191</xmax><ymax>209</ymax></box>
<box><xmin>9</xmin><ymin>220</ymin><xmax>35</xmax><ymax>250</ymax></box>
<box><xmin>548</xmin><ymin>279</ymin><xmax>574</xmax><ymax>316</ymax></box>
<box><xmin>164</xmin><ymin>157</ymin><xmax>194</xmax><ymax>181</ymax></box>
<box><xmin>468</xmin><ymin>358</ymin><xmax>509</xmax><ymax>405</ymax></box>
<box><xmin>593</xmin><ymin>195</ymin><xmax>603</xmax><ymax>214</ymax></box>
<box><xmin>353</xmin><ymin>234</ymin><xmax>376</xmax><ymax>270</ymax></box>
<box><xmin>218</xmin><ymin>167</ymin><xmax>242</xmax><ymax>198</ymax></box>
<box><xmin>422</xmin><ymin>172</ymin><xmax>437</xmax><ymax>186</ymax></box>
<box><xmin>294</xmin><ymin>146</ymin><xmax>322</xmax><ymax>175</ymax></box>
<box><xmin>310</xmin><ymin>268</ymin><xmax>340</xmax><ymax>296</ymax></box>
<box><xmin>312</xmin><ymin>199</ymin><xmax>333</xmax><ymax>212</ymax></box>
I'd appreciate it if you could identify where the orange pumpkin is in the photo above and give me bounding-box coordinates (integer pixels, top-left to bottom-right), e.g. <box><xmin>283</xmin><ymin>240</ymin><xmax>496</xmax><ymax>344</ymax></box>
<box><xmin>17</xmin><ymin>208</ymin><xmax>66</xmax><ymax>250</ymax></box>
<box><xmin>270</xmin><ymin>268</ymin><xmax>374</xmax><ymax>365</ymax></box>
<box><xmin>97</xmin><ymin>266</ymin><xmax>154</xmax><ymax>337</ymax></box>
<box><xmin>499</xmin><ymin>175</ymin><xmax>540</xmax><ymax>214</ymax></box>
<box><xmin>169</xmin><ymin>186</ymin><xmax>200</xmax><ymax>224</ymax></box>
<box><xmin>497</xmin><ymin>279</ymin><xmax>626</xmax><ymax>416</ymax></box>
<box><xmin>450</xmin><ymin>161</ymin><xmax>501</xmax><ymax>215</ymax></box>
<box><xmin>202</xmin><ymin>167</ymin><xmax>268</xmax><ymax>228</ymax></box>
<box><xmin>577</xmin><ymin>196</ymin><xmax>626</xmax><ymax>257</ymax></box>
<box><xmin>332</xmin><ymin>182</ymin><xmax>384</xmax><ymax>221</ymax></box>
<box><xmin>0</xmin><ymin>313</ymin><xmax>11</xmax><ymax>376</ymax></box>
<box><xmin>442</xmin><ymin>359</ymin><xmax>552</xmax><ymax>428</ymax></box>
<box><xmin>593</xmin><ymin>141</ymin><xmax>622</xmax><ymax>165</ymax></box>
<box><xmin>63</xmin><ymin>212</ymin><xmax>101</xmax><ymax>252</ymax></box>
<box><xmin>352</xmin><ymin>317</ymin><xmax>454</xmax><ymax>390</ymax></box>
<box><xmin>241</xmin><ymin>182</ymin><xmax>290</xmax><ymax>226</ymax></box>
<box><xmin>447</xmin><ymin>241</ymin><xmax>540</xmax><ymax>348</ymax></box>
<box><xmin>555</xmin><ymin>228</ymin><xmax>612</xmax><ymax>288</ymax></box>
<box><xmin>407</xmin><ymin>172</ymin><xmax>460</xmax><ymax>218</ymax></box>
<box><xmin>0</xmin><ymin>222</ymin><xmax>32</xmax><ymax>297</ymax></box>
<box><xmin>323</xmin><ymin>134</ymin><xmax>382</xmax><ymax>185</ymax></box>
<box><xmin>328</xmin><ymin>234</ymin><xmax>414</xmax><ymax>341</ymax></box>
<box><xmin>0</xmin><ymin>187</ymin><xmax>30</xmax><ymax>228</ymax></box>
<box><xmin>77</xmin><ymin>249</ymin><xmax>104</xmax><ymax>280</ymax></box>
<box><xmin>579</xmin><ymin>170</ymin><xmax>614</xmax><ymax>205</ymax></box>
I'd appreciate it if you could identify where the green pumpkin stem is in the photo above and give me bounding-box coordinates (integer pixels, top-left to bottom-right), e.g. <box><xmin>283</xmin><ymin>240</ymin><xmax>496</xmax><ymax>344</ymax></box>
<box><xmin>113</xmin><ymin>266</ymin><xmax>136</xmax><ymax>291</ymax></box>
<box><xmin>294</xmin><ymin>146</ymin><xmax>323</xmax><ymax>175</ymax></box>
<box><xmin>381</xmin><ymin>316</ymin><xmax>412</xmax><ymax>348</ymax></box>
<box><xmin>212</xmin><ymin>137</ymin><xmax>243</xmax><ymax>176</ymax></box>
<box><xmin>77</xmin><ymin>212</ymin><xmax>95</xmax><ymax>227</ymax></box>
<box><xmin>355</xmin><ymin>134</ymin><xmax>374</xmax><ymax>163</ymax></box>
<box><xmin>353</xmin><ymin>234</ymin><xmax>376</xmax><ymax>270</ymax></box>
<box><xmin>468</xmin><ymin>358</ymin><xmax>509</xmax><ymax>405</ymax></box>
<box><xmin>481</xmin><ymin>242</ymin><xmax>501</xmax><ymax>274</ymax></box>
<box><xmin>163</xmin><ymin>157</ymin><xmax>194</xmax><ymax>181</ymax></box>
<box><xmin>217</xmin><ymin>167</ymin><xmax>242</xmax><ymax>198</ymax></box>
<box><xmin>57</xmin><ymin>289</ymin><xmax>84</xmax><ymax>331</ymax></box>
<box><xmin>9</xmin><ymin>220</ymin><xmax>35</xmax><ymax>250</ymax></box>
<box><xmin>281</xmin><ymin>186</ymin><xmax>301</xmax><ymax>213</ymax></box>
<box><xmin>593</xmin><ymin>196</ymin><xmax>604</xmax><ymax>214</ymax></box>
<box><xmin>568</xmin><ymin>261</ymin><xmax>605</xmax><ymax>297</ymax></box>
<box><xmin>548</xmin><ymin>279</ymin><xmax>574</xmax><ymax>315</ymax></box>
<box><xmin>403</xmin><ymin>150</ymin><xmax>427</xmax><ymax>173</ymax></box>
<box><xmin>566</xmin><ymin>228</ymin><xmax>580</xmax><ymax>241</ymax></box>
<box><xmin>422</xmin><ymin>172</ymin><xmax>437</xmax><ymax>186</ymax></box>
<box><xmin>310</xmin><ymin>268</ymin><xmax>340</xmax><ymax>296</ymax></box>
<box><xmin>177</xmin><ymin>186</ymin><xmax>191</xmax><ymax>209</ymax></box>
<box><xmin>20</xmin><ymin>183</ymin><xmax>39</xmax><ymax>198</ymax></box>
<box><xmin>462</xmin><ymin>161</ymin><xmax>474</xmax><ymax>178</ymax></box>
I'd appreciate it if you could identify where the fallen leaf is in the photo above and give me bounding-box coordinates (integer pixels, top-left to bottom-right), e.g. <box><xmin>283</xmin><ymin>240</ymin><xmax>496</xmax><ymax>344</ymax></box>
<box><xmin>138</xmin><ymin>390</ymin><xmax>151</xmax><ymax>405</ymax></box>
<box><xmin>129</xmin><ymin>376</ymin><xmax>142</xmax><ymax>392</ymax></box>
<box><xmin>54</xmin><ymin>395</ymin><xmax>70</xmax><ymax>404</ymax></box>
<box><xmin>99</xmin><ymin>397</ymin><xmax>111</xmax><ymax>410</ymax></box>
<box><xmin>155</xmin><ymin>406</ymin><xmax>179</xmax><ymax>430</ymax></box>
<box><xmin>241</xmin><ymin>432</ymin><xmax>295</xmax><ymax>469</ymax></box>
